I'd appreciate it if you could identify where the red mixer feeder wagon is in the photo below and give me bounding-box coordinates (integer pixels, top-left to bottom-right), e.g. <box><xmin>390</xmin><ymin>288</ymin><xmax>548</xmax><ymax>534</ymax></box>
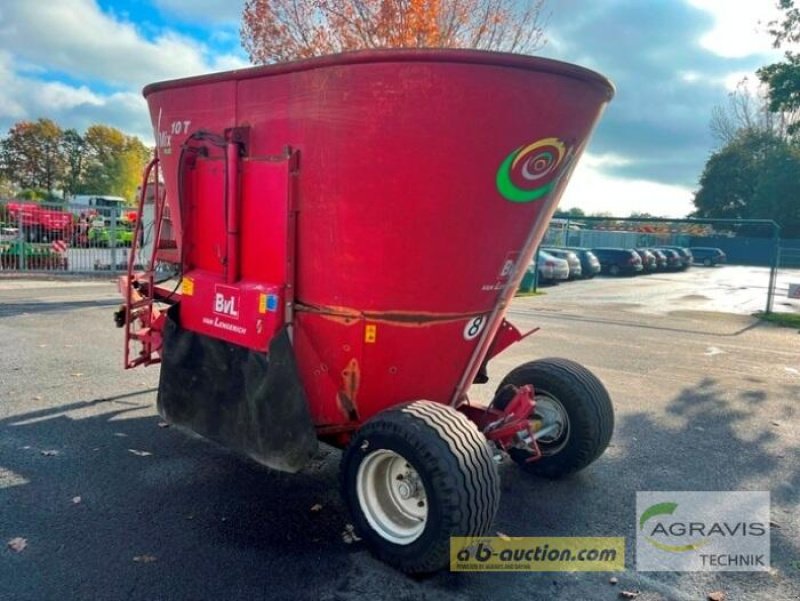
<box><xmin>117</xmin><ymin>49</ymin><xmax>615</xmax><ymax>573</ymax></box>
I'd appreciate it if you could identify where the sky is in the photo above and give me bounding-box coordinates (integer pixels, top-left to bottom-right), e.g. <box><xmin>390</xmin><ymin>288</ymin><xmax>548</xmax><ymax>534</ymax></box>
<box><xmin>0</xmin><ymin>0</ymin><xmax>788</xmax><ymax>217</ymax></box>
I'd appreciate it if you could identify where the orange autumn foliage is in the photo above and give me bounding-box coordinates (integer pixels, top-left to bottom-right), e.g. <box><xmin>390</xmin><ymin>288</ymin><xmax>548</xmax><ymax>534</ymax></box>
<box><xmin>241</xmin><ymin>0</ymin><xmax>547</xmax><ymax>64</ymax></box>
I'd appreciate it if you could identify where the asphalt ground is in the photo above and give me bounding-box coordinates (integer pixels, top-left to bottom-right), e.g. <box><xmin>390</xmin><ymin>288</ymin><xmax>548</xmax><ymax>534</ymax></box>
<box><xmin>0</xmin><ymin>275</ymin><xmax>798</xmax><ymax>601</ymax></box>
<box><xmin>534</xmin><ymin>264</ymin><xmax>800</xmax><ymax>316</ymax></box>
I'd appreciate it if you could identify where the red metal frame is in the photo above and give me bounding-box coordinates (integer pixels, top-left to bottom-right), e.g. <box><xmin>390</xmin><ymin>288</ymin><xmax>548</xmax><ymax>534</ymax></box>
<box><xmin>121</xmin><ymin>155</ymin><xmax>170</xmax><ymax>368</ymax></box>
<box><xmin>225</xmin><ymin>140</ymin><xmax>240</xmax><ymax>285</ymax></box>
<box><xmin>459</xmin><ymin>385</ymin><xmax>541</xmax><ymax>460</ymax></box>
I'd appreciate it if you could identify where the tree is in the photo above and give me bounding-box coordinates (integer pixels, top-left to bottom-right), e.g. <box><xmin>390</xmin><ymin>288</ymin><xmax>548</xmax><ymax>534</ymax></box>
<box><xmin>61</xmin><ymin>129</ymin><xmax>86</xmax><ymax>197</ymax></box>
<box><xmin>0</xmin><ymin>120</ymin><xmax>151</xmax><ymax>202</ymax></box>
<box><xmin>0</xmin><ymin>176</ymin><xmax>15</xmax><ymax>200</ymax></box>
<box><xmin>79</xmin><ymin>125</ymin><xmax>150</xmax><ymax>201</ymax></box>
<box><xmin>241</xmin><ymin>0</ymin><xmax>548</xmax><ymax>64</ymax></box>
<box><xmin>116</xmin><ymin>137</ymin><xmax>151</xmax><ymax>203</ymax></box>
<box><xmin>80</xmin><ymin>125</ymin><xmax>127</xmax><ymax>194</ymax></box>
<box><xmin>692</xmin><ymin>129</ymin><xmax>800</xmax><ymax>236</ymax></box>
<box><xmin>554</xmin><ymin>206</ymin><xmax>585</xmax><ymax>218</ymax></box>
<box><xmin>709</xmin><ymin>78</ymin><xmax>795</xmax><ymax>145</ymax></box>
<box><xmin>38</xmin><ymin>119</ymin><xmax>64</xmax><ymax>197</ymax></box>
<box><xmin>1</xmin><ymin>122</ymin><xmax>41</xmax><ymax>190</ymax></box>
<box><xmin>758</xmin><ymin>0</ymin><xmax>800</xmax><ymax>134</ymax></box>
<box><xmin>0</xmin><ymin>119</ymin><xmax>66</xmax><ymax>196</ymax></box>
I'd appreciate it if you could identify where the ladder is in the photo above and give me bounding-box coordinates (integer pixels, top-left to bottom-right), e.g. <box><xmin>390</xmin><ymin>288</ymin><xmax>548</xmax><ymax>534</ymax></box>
<box><xmin>120</xmin><ymin>155</ymin><xmax>172</xmax><ymax>369</ymax></box>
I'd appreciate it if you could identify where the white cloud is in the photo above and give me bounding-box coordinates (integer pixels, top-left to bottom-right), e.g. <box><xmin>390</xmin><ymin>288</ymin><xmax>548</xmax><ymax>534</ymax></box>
<box><xmin>558</xmin><ymin>153</ymin><xmax>696</xmax><ymax>218</ymax></box>
<box><xmin>0</xmin><ymin>53</ymin><xmax>28</xmax><ymax>120</ymax></box>
<box><xmin>0</xmin><ymin>0</ymin><xmax>248</xmax><ymax>90</ymax></box>
<box><xmin>37</xmin><ymin>82</ymin><xmax>104</xmax><ymax>111</ymax></box>
<box><xmin>0</xmin><ymin>0</ymin><xmax>251</xmax><ymax>143</ymax></box>
<box><xmin>722</xmin><ymin>71</ymin><xmax>760</xmax><ymax>92</ymax></box>
<box><xmin>0</xmin><ymin>52</ymin><xmax>152</xmax><ymax>141</ymax></box>
<box><xmin>686</xmin><ymin>0</ymin><xmax>782</xmax><ymax>58</ymax></box>
<box><xmin>581</xmin><ymin>152</ymin><xmax>634</xmax><ymax>169</ymax></box>
<box><xmin>680</xmin><ymin>70</ymin><xmax>702</xmax><ymax>83</ymax></box>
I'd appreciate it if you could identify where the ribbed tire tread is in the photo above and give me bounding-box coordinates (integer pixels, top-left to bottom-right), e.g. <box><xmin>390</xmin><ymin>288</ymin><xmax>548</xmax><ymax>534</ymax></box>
<box><xmin>341</xmin><ymin>401</ymin><xmax>500</xmax><ymax>573</ymax></box>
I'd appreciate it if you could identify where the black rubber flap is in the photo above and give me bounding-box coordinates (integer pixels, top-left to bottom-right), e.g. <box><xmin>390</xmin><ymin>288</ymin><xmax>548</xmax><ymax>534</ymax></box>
<box><xmin>157</xmin><ymin>306</ymin><xmax>318</xmax><ymax>472</ymax></box>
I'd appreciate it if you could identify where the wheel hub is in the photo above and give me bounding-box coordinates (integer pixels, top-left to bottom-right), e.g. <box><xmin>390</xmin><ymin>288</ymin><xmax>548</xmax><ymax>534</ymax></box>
<box><xmin>531</xmin><ymin>392</ymin><xmax>570</xmax><ymax>454</ymax></box>
<box><xmin>356</xmin><ymin>450</ymin><xmax>428</xmax><ymax>545</ymax></box>
<box><xmin>395</xmin><ymin>473</ymin><xmax>421</xmax><ymax>500</ymax></box>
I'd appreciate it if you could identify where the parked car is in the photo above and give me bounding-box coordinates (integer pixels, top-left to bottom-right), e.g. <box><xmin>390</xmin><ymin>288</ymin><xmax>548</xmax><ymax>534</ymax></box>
<box><xmin>564</xmin><ymin>247</ymin><xmax>602</xmax><ymax>278</ymax></box>
<box><xmin>542</xmin><ymin>248</ymin><xmax>582</xmax><ymax>279</ymax></box>
<box><xmin>657</xmin><ymin>248</ymin><xmax>684</xmax><ymax>271</ymax></box>
<box><xmin>689</xmin><ymin>247</ymin><xmax>726</xmax><ymax>266</ymax></box>
<box><xmin>655</xmin><ymin>246</ymin><xmax>692</xmax><ymax>269</ymax></box>
<box><xmin>634</xmin><ymin>248</ymin><xmax>657</xmax><ymax>272</ymax></box>
<box><xmin>537</xmin><ymin>250</ymin><xmax>570</xmax><ymax>283</ymax></box>
<box><xmin>645</xmin><ymin>248</ymin><xmax>668</xmax><ymax>271</ymax></box>
<box><xmin>591</xmin><ymin>247</ymin><xmax>643</xmax><ymax>276</ymax></box>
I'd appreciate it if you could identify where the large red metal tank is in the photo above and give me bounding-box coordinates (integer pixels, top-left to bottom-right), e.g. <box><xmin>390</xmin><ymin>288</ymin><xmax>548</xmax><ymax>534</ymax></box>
<box><xmin>144</xmin><ymin>50</ymin><xmax>613</xmax><ymax>428</ymax></box>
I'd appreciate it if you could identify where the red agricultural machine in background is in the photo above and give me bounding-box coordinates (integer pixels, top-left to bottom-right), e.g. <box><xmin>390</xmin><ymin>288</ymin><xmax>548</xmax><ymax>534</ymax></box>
<box><xmin>116</xmin><ymin>49</ymin><xmax>615</xmax><ymax>573</ymax></box>
<box><xmin>4</xmin><ymin>201</ymin><xmax>73</xmax><ymax>242</ymax></box>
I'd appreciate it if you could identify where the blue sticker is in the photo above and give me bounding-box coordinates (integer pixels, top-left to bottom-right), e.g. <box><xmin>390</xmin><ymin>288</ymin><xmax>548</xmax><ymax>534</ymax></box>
<box><xmin>266</xmin><ymin>294</ymin><xmax>278</xmax><ymax>312</ymax></box>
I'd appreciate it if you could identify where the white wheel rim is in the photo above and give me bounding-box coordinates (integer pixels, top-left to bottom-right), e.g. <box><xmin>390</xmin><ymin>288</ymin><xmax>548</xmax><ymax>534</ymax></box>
<box><xmin>356</xmin><ymin>449</ymin><xmax>428</xmax><ymax>545</ymax></box>
<box><xmin>533</xmin><ymin>392</ymin><xmax>571</xmax><ymax>455</ymax></box>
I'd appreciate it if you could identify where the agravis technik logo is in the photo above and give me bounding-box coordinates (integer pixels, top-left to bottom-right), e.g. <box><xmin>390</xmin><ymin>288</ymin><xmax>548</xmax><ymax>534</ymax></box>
<box><xmin>639</xmin><ymin>501</ymin><xmax>710</xmax><ymax>553</ymax></box>
<box><xmin>636</xmin><ymin>491</ymin><xmax>770</xmax><ymax>572</ymax></box>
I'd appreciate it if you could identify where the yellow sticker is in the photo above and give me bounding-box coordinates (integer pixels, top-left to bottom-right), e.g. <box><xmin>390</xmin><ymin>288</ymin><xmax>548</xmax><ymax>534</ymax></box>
<box><xmin>181</xmin><ymin>278</ymin><xmax>194</xmax><ymax>296</ymax></box>
<box><xmin>364</xmin><ymin>324</ymin><xmax>377</xmax><ymax>343</ymax></box>
<box><xmin>259</xmin><ymin>293</ymin><xmax>267</xmax><ymax>314</ymax></box>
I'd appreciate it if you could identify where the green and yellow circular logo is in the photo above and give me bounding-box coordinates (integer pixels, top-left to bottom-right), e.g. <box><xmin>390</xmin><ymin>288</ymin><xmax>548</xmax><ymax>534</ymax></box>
<box><xmin>496</xmin><ymin>137</ymin><xmax>570</xmax><ymax>203</ymax></box>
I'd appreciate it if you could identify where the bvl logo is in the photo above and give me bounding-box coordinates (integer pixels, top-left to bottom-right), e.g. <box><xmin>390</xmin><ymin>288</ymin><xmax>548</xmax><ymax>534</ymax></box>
<box><xmin>213</xmin><ymin>285</ymin><xmax>240</xmax><ymax>319</ymax></box>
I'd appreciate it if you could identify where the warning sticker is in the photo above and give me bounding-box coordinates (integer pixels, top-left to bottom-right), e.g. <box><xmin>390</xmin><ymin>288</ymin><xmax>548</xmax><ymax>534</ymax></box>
<box><xmin>181</xmin><ymin>278</ymin><xmax>194</xmax><ymax>296</ymax></box>
<box><xmin>259</xmin><ymin>293</ymin><xmax>279</xmax><ymax>313</ymax></box>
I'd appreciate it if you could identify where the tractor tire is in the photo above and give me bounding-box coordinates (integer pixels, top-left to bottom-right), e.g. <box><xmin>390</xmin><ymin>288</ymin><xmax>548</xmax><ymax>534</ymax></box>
<box><xmin>496</xmin><ymin>358</ymin><xmax>613</xmax><ymax>479</ymax></box>
<box><xmin>340</xmin><ymin>400</ymin><xmax>500</xmax><ymax>573</ymax></box>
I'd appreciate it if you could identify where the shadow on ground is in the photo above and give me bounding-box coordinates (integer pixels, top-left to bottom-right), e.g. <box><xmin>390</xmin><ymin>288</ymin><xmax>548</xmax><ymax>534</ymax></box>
<box><xmin>0</xmin><ymin>380</ymin><xmax>797</xmax><ymax>601</ymax></box>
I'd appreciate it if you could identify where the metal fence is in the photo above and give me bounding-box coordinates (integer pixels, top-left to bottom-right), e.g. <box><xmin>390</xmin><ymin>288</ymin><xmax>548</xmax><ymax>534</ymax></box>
<box><xmin>542</xmin><ymin>215</ymin><xmax>785</xmax><ymax>314</ymax></box>
<box><xmin>774</xmin><ymin>245</ymin><xmax>800</xmax><ymax>310</ymax></box>
<box><xmin>0</xmin><ymin>201</ymin><xmax>156</xmax><ymax>275</ymax></box>
<box><xmin>4</xmin><ymin>203</ymin><xmax>797</xmax><ymax>315</ymax></box>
